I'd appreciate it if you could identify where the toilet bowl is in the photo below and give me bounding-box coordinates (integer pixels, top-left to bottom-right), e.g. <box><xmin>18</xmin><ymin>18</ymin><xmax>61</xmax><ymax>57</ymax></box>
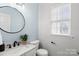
<box><xmin>30</xmin><ymin>40</ymin><xmax>48</xmax><ymax>56</ymax></box>
<box><xmin>36</xmin><ymin>49</ymin><xmax>48</xmax><ymax>56</ymax></box>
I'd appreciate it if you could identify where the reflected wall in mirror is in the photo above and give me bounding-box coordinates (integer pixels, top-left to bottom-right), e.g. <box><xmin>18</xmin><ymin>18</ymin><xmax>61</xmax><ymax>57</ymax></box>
<box><xmin>0</xmin><ymin>6</ymin><xmax>25</xmax><ymax>34</ymax></box>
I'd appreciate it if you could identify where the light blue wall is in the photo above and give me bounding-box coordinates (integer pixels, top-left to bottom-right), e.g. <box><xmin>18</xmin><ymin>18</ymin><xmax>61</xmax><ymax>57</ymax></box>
<box><xmin>0</xmin><ymin>3</ymin><xmax>38</xmax><ymax>44</ymax></box>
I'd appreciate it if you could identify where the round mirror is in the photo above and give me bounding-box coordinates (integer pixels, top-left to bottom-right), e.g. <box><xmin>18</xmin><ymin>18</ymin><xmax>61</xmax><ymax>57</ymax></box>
<box><xmin>0</xmin><ymin>6</ymin><xmax>25</xmax><ymax>34</ymax></box>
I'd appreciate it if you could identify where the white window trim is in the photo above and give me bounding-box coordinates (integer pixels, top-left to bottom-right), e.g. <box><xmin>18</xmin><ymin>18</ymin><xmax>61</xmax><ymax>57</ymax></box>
<box><xmin>51</xmin><ymin>4</ymin><xmax>71</xmax><ymax>36</ymax></box>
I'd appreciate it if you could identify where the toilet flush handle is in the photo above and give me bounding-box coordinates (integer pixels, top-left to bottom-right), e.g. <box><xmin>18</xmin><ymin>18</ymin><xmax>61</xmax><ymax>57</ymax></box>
<box><xmin>51</xmin><ymin>41</ymin><xmax>56</xmax><ymax>45</ymax></box>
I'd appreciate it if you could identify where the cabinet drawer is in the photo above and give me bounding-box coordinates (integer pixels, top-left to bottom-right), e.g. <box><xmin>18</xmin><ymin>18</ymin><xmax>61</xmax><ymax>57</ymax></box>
<box><xmin>21</xmin><ymin>48</ymin><xmax>37</xmax><ymax>56</ymax></box>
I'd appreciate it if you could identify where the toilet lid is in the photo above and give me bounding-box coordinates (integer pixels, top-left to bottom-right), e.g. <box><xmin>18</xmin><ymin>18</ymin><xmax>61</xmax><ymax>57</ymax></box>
<box><xmin>30</xmin><ymin>40</ymin><xmax>39</xmax><ymax>44</ymax></box>
<box><xmin>37</xmin><ymin>49</ymin><xmax>48</xmax><ymax>55</ymax></box>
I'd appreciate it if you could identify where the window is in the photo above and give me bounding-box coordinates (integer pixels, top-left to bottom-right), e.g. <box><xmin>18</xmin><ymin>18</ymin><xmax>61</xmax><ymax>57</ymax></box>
<box><xmin>51</xmin><ymin>4</ymin><xmax>71</xmax><ymax>35</ymax></box>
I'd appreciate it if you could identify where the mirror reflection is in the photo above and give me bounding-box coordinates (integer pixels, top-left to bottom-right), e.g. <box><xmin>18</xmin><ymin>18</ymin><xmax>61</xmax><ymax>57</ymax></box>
<box><xmin>0</xmin><ymin>6</ymin><xmax>25</xmax><ymax>33</ymax></box>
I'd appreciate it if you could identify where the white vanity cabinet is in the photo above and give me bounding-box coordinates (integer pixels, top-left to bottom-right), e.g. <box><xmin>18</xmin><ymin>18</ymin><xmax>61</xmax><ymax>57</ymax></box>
<box><xmin>0</xmin><ymin>44</ymin><xmax>37</xmax><ymax>56</ymax></box>
<box><xmin>21</xmin><ymin>48</ymin><xmax>37</xmax><ymax>56</ymax></box>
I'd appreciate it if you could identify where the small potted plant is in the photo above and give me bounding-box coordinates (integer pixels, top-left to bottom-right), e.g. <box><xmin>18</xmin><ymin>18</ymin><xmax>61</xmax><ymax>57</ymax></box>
<box><xmin>20</xmin><ymin>34</ymin><xmax>28</xmax><ymax>45</ymax></box>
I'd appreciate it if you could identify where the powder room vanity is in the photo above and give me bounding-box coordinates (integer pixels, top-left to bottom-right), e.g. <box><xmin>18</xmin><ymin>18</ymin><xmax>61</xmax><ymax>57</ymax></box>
<box><xmin>0</xmin><ymin>5</ymin><xmax>37</xmax><ymax>56</ymax></box>
<box><xmin>0</xmin><ymin>44</ymin><xmax>37</xmax><ymax>56</ymax></box>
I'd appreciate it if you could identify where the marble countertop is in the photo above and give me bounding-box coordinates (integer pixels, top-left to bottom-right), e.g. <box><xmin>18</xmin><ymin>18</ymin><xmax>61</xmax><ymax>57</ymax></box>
<box><xmin>0</xmin><ymin>44</ymin><xmax>36</xmax><ymax>56</ymax></box>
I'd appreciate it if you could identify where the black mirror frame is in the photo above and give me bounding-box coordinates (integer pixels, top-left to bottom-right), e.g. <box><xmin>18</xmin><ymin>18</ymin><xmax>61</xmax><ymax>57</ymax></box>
<box><xmin>0</xmin><ymin>6</ymin><xmax>25</xmax><ymax>34</ymax></box>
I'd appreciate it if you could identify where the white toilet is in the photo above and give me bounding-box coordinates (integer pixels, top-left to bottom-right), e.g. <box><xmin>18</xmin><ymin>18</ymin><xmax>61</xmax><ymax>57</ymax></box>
<box><xmin>30</xmin><ymin>40</ymin><xmax>40</xmax><ymax>49</ymax></box>
<box><xmin>30</xmin><ymin>40</ymin><xmax>48</xmax><ymax>56</ymax></box>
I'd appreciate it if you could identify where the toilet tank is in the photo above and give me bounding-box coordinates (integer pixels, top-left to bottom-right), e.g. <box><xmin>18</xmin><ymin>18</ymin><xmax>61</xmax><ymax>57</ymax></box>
<box><xmin>29</xmin><ymin>40</ymin><xmax>39</xmax><ymax>49</ymax></box>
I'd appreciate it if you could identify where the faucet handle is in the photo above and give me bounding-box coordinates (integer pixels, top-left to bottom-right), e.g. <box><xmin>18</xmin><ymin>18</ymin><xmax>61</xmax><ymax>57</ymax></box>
<box><xmin>7</xmin><ymin>44</ymin><xmax>11</xmax><ymax>48</ymax></box>
<box><xmin>17</xmin><ymin>42</ymin><xmax>20</xmax><ymax>46</ymax></box>
<box><xmin>51</xmin><ymin>41</ymin><xmax>56</xmax><ymax>45</ymax></box>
